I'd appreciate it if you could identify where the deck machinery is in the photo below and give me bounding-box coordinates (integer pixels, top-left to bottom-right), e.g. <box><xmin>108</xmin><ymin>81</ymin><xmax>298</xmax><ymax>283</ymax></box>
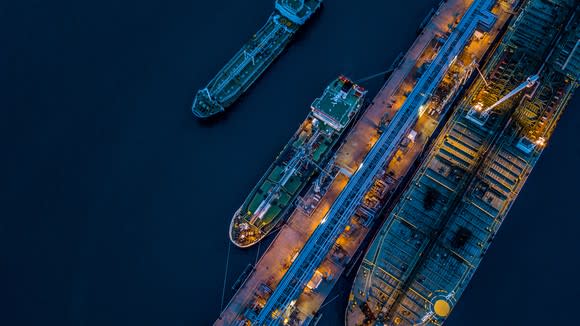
<box><xmin>244</xmin><ymin>0</ymin><xmax>498</xmax><ymax>324</ymax></box>
<box><xmin>192</xmin><ymin>0</ymin><xmax>322</xmax><ymax>118</ymax></box>
<box><xmin>229</xmin><ymin>76</ymin><xmax>366</xmax><ymax>248</ymax></box>
<box><xmin>347</xmin><ymin>0</ymin><xmax>580</xmax><ymax>325</ymax></box>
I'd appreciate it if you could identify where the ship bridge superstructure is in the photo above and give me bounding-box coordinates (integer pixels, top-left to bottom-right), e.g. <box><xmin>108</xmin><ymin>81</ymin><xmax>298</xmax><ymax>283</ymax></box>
<box><xmin>246</xmin><ymin>0</ymin><xmax>497</xmax><ymax>324</ymax></box>
<box><xmin>311</xmin><ymin>75</ymin><xmax>366</xmax><ymax>131</ymax></box>
<box><xmin>347</xmin><ymin>0</ymin><xmax>578</xmax><ymax>324</ymax></box>
<box><xmin>275</xmin><ymin>0</ymin><xmax>322</xmax><ymax>25</ymax></box>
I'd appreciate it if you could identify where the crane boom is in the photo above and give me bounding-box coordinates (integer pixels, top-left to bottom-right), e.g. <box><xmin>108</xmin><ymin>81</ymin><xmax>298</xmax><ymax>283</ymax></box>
<box><xmin>481</xmin><ymin>74</ymin><xmax>539</xmax><ymax>114</ymax></box>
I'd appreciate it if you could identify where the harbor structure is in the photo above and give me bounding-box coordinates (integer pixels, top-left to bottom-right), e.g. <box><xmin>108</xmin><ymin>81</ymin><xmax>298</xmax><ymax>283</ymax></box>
<box><xmin>216</xmin><ymin>0</ymin><xmax>512</xmax><ymax>325</ymax></box>
<box><xmin>192</xmin><ymin>0</ymin><xmax>322</xmax><ymax>118</ymax></box>
<box><xmin>214</xmin><ymin>0</ymin><xmax>515</xmax><ymax>324</ymax></box>
<box><xmin>244</xmin><ymin>0</ymin><xmax>497</xmax><ymax>324</ymax></box>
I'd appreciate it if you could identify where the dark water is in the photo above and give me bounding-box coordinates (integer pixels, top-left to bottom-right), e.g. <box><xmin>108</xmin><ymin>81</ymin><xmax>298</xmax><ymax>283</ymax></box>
<box><xmin>1</xmin><ymin>0</ymin><xmax>579</xmax><ymax>325</ymax></box>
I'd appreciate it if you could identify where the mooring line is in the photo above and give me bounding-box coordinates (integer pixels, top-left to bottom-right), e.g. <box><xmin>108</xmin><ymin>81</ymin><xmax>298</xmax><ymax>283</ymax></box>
<box><xmin>220</xmin><ymin>241</ymin><xmax>232</xmax><ymax>311</ymax></box>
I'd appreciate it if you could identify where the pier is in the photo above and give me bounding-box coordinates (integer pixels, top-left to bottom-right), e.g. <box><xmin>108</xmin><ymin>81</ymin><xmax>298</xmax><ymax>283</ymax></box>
<box><xmin>215</xmin><ymin>0</ymin><xmax>513</xmax><ymax>324</ymax></box>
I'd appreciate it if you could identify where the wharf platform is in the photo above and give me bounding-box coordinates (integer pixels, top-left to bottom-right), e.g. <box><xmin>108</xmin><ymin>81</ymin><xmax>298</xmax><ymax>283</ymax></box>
<box><xmin>215</xmin><ymin>0</ymin><xmax>512</xmax><ymax>324</ymax></box>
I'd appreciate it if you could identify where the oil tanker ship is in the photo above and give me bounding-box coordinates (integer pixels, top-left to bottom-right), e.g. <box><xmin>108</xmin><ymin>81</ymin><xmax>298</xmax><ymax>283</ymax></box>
<box><xmin>229</xmin><ymin>76</ymin><xmax>366</xmax><ymax>248</ymax></box>
<box><xmin>346</xmin><ymin>0</ymin><xmax>580</xmax><ymax>324</ymax></box>
<box><xmin>192</xmin><ymin>0</ymin><xmax>322</xmax><ymax>118</ymax></box>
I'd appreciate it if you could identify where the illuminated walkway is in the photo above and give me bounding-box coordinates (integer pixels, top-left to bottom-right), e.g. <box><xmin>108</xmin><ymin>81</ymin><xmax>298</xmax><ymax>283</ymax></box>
<box><xmin>250</xmin><ymin>0</ymin><xmax>497</xmax><ymax>324</ymax></box>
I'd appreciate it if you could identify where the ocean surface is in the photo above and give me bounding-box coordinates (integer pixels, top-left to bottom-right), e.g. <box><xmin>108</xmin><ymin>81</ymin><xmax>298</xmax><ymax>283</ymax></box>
<box><xmin>1</xmin><ymin>0</ymin><xmax>579</xmax><ymax>325</ymax></box>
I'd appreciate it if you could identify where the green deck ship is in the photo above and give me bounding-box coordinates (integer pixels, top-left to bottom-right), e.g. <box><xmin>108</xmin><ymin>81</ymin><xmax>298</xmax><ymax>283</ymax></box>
<box><xmin>192</xmin><ymin>0</ymin><xmax>322</xmax><ymax>118</ymax></box>
<box><xmin>229</xmin><ymin>76</ymin><xmax>366</xmax><ymax>248</ymax></box>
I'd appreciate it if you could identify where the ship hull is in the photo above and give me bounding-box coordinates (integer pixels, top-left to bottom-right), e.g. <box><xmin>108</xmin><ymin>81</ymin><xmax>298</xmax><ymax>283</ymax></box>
<box><xmin>228</xmin><ymin>116</ymin><xmax>334</xmax><ymax>248</ymax></box>
<box><xmin>229</xmin><ymin>76</ymin><xmax>366</xmax><ymax>248</ymax></box>
<box><xmin>346</xmin><ymin>1</ymin><xmax>580</xmax><ymax>324</ymax></box>
<box><xmin>192</xmin><ymin>1</ymin><xmax>323</xmax><ymax>118</ymax></box>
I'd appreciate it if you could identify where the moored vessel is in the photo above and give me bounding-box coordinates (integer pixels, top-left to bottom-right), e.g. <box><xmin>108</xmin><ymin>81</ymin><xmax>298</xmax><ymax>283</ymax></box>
<box><xmin>346</xmin><ymin>0</ymin><xmax>580</xmax><ymax>324</ymax></box>
<box><xmin>229</xmin><ymin>76</ymin><xmax>366</xmax><ymax>248</ymax></box>
<box><xmin>192</xmin><ymin>0</ymin><xmax>323</xmax><ymax>118</ymax></box>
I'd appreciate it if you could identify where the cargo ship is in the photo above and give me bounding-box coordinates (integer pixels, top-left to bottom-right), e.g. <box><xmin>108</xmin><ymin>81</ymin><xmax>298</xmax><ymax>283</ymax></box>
<box><xmin>229</xmin><ymin>76</ymin><xmax>366</xmax><ymax>248</ymax></box>
<box><xmin>192</xmin><ymin>0</ymin><xmax>322</xmax><ymax>118</ymax></box>
<box><xmin>346</xmin><ymin>0</ymin><xmax>580</xmax><ymax>324</ymax></box>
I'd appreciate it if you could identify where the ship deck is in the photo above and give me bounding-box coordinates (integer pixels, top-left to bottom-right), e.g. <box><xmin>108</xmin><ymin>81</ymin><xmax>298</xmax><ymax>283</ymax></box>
<box><xmin>206</xmin><ymin>14</ymin><xmax>296</xmax><ymax>105</ymax></box>
<box><xmin>347</xmin><ymin>1</ymin><xmax>579</xmax><ymax>324</ymax></box>
<box><xmin>275</xmin><ymin>0</ymin><xmax>322</xmax><ymax>25</ymax></box>
<box><xmin>290</xmin><ymin>0</ymin><xmax>514</xmax><ymax>322</ymax></box>
<box><xmin>192</xmin><ymin>9</ymin><xmax>300</xmax><ymax>118</ymax></box>
<box><xmin>229</xmin><ymin>77</ymin><xmax>365</xmax><ymax>248</ymax></box>
<box><xmin>311</xmin><ymin>77</ymin><xmax>365</xmax><ymax>130</ymax></box>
